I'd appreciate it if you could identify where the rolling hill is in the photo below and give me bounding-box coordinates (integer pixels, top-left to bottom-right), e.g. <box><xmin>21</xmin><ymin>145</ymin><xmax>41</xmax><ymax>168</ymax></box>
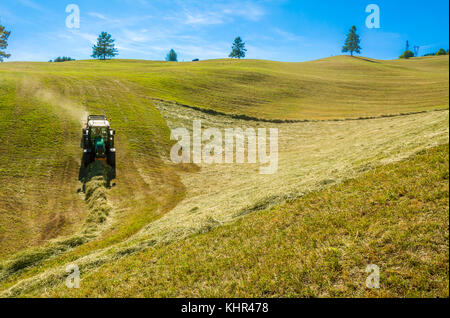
<box><xmin>0</xmin><ymin>55</ymin><xmax>448</xmax><ymax>297</ymax></box>
<box><xmin>1</xmin><ymin>55</ymin><xmax>448</xmax><ymax>121</ymax></box>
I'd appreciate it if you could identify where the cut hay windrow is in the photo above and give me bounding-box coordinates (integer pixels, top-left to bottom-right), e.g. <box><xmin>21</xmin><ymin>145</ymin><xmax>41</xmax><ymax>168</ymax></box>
<box><xmin>130</xmin><ymin>101</ymin><xmax>449</xmax><ymax>247</ymax></box>
<box><xmin>1</xmin><ymin>105</ymin><xmax>448</xmax><ymax>297</ymax></box>
<box><xmin>0</xmin><ymin>162</ymin><xmax>114</xmax><ymax>281</ymax></box>
<box><xmin>82</xmin><ymin>162</ymin><xmax>113</xmax><ymax>230</ymax></box>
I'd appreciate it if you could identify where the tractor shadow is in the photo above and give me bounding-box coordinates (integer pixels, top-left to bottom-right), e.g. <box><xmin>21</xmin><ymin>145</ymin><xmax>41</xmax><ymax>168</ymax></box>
<box><xmin>78</xmin><ymin>154</ymin><xmax>116</xmax><ymax>192</ymax></box>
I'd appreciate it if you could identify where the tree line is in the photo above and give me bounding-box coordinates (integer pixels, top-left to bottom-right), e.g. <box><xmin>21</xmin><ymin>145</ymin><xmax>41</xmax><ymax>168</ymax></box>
<box><xmin>89</xmin><ymin>32</ymin><xmax>249</xmax><ymax>62</ymax></box>
<box><xmin>88</xmin><ymin>29</ymin><xmax>449</xmax><ymax>61</ymax></box>
<box><xmin>49</xmin><ymin>56</ymin><xmax>75</xmax><ymax>62</ymax></box>
<box><xmin>0</xmin><ymin>21</ymin><xmax>448</xmax><ymax>63</ymax></box>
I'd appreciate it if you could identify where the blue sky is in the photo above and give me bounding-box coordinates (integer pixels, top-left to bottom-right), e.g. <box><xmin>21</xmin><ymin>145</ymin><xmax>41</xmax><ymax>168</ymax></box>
<box><xmin>0</xmin><ymin>0</ymin><xmax>448</xmax><ymax>62</ymax></box>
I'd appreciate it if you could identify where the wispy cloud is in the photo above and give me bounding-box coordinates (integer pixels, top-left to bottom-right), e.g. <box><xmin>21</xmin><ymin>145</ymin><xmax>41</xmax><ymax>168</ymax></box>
<box><xmin>54</xmin><ymin>30</ymin><xmax>97</xmax><ymax>45</ymax></box>
<box><xmin>114</xmin><ymin>28</ymin><xmax>229</xmax><ymax>60</ymax></box>
<box><xmin>0</xmin><ymin>6</ymin><xmax>24</xmax><ymax>24</ymax></box>
<box><xmin>122</xmin><ymin>29</ymin><xmax>151</xmax><ymax>43</ymax></box>
<box><xmin>172</xmin><ymin>42</ymin><xmax>229</xmax><ymax>60</ymax></box>
<box><xmin>88</xmin><ymin>12</ymin><xmax>153</xmax><ymax>27</ymax></box>
<box><xmin>17</xmin><ymin>0</ymin><xmax>46</xmax><ymax>12</ymax></box>
<box><xmin>183</xmin><ymin>11</ymin><xmax>224</xmax><ymax>25</ymax></box>
<box><xmin>74</xmin><ymin>31</ymin><xmax>98</xmax><ymax>45</ymax></box>
<box><xmin>272</xmin><ymin>28</ymin><xmax>308</xmax><ymax>44</ymax></box>
<box><xmin>221</xmin><ymin>2</ymin><xmax>266</xmax><ymax>22</ymax></box>
<box><xmin>88</xmin><ymin>12</ymin><xmax>110</xmax><ymax>21</ymax></box>
<box><xmin>166</xmin><ymin>1</ymin><xmax>266</xmax><ymax>26</ymax></box>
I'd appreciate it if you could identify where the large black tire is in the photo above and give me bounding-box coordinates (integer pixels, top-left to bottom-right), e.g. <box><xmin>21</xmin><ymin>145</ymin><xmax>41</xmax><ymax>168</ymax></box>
<box><xmin>107</xmin><ymin>151</ymin><xmax>116</xmax><ymax>180</ymax></box>
<box><xmin>83</xmin><ymin>151</ymin><xmax>93</xmax><ymax>168</ymax></box>
<box><xmin>107</xmin><ymin>151</ymin><xmax>116</xmax><ymax>168</ymax></box>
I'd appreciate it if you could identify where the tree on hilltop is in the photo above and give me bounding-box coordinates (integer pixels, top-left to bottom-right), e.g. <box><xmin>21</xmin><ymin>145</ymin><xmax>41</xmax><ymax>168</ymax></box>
<box><xmin>92</xmin><ymin>32</ymin><xmax>118</xmax><ymax>60</ymax></box>
<box><xmin>342</xmin><ymin>26</ymin><xmax>361</xmax><ymax>57</ymax></box>
<box><xmin>166</xmin><ymin>49</ymin><xmax>178</xmax><ymax>62</ymax></box>
<box><xmin>229</xmin><ymin>37</ymin><xmax>247</xmax><ymax>59</ymax></box>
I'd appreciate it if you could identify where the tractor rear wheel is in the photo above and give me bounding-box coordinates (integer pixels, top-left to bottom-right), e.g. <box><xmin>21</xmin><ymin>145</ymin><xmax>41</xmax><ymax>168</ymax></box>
<box><xmin>83</xmin><ymin>151</ymin><xmax>93</xmax><ymax>168</ymax></box>
<box><xmin>107</xmin><ymin>151</ymin><xmax>116</xmax><ymax>168</ymax></box>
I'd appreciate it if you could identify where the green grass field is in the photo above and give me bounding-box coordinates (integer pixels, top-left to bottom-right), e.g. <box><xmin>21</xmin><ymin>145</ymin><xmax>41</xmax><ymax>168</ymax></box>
<box><xmin>49</xmin><ymin>144</ymin><xmax>450</xmax><ymax>298</ymax></box>
<box><xmin>1</xmin><ymin>55</ymin><xmax>448</xmax><ymax>120</ymax></box>
<box><xmin>0</xmin><ymin>55</ymin><xmax>448</xmax><ymax>297</ymax></box>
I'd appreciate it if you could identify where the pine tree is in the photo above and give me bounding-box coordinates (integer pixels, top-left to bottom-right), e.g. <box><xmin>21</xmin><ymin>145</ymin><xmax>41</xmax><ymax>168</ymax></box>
<box><xmin>342</xmin><ymin>26</ymin><xmax>361</xmax><ymax>57</ymax></box>
<box><xmin>166</xmin><ymin>49</ymin><xmax>178</xmax><ymax>62</ymax></box>
<box><xmin>229</xmin><ymin>37</ymin><xmax>247</xmax><ymax>59</ymax></box>
<box><xmin>0</xmin><ymin>23</ymin><xmax>11</xmax><ymax>62</ymax></box>
<box><xmin>92</xmin><ymin>32</ymin><xmax>118</xmax><ymax>60</ymax></box>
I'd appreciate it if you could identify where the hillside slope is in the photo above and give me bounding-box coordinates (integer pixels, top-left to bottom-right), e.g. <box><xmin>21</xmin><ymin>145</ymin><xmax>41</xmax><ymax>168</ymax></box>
<box><xmin>49</xmin><ymin>144</ymin><xmax>450</xmax><ymax>298</ymax></box>
<box><xmin>0</xmin><ymin>73</ymin><xmax>185</xmax><ymax>259</ymax></box>
<box><xmin>0</xmin><ymin>56</ymin><xmax>448</xmax><ymax>296</ymax></box>
<box><xmin>1</xmin><ymin>55</ymin><xmax>448</xmax><ymax>120</ymax></box>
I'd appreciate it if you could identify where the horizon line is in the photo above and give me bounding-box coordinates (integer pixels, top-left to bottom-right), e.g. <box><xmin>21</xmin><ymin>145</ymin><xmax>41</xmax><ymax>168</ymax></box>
<box><xmin>3</xmin><ymin>54</ymin><xmax>448</xmax><ymax>64</ymax></box>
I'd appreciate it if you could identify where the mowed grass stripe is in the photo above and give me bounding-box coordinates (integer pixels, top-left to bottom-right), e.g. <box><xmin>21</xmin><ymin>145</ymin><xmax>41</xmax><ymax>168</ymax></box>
<box><xmin>49</xmin><ymin>144</ymin><xmax>449</xmax><ymax>298</ymax></box>
<box><xmin>2</xmin><ymin>106</ymin><xmax>446</xmax><ymax>297</ymax></box>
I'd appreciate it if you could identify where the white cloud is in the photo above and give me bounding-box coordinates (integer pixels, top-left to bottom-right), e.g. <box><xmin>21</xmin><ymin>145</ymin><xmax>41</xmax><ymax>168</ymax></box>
<box><xmin>224</xmin><ymin>2</ymin><xmax>266</xmax><ymax>22</ymax></box>
<box><xmin>166</xmin><ymin>1</ymin><xmax>266</xmax><ymax>26</ymax></box>
<box><xmin>17</xmin><ymin>0</ymin><xmax>45</xmax><ymax>12</ymax></box>
<box><xmin>88</xmin><ymin>12</ymin><xmax>110</xmax><ymax>21</ymax></box>
<box><xmin>122</xmin><ymin>29</ymin><xmax>150</xmax><ymax>43</ymax></box>
<box><xmin>184</xmin><ymin>12</ymin><xmax>224</xmax><ymax>25</ymax></box>
<box><xmin>87</xmin><ymin>12</ymin><xmax>153</xmax><ymax>27</ymax></box>
<box><xmin>272</xmin><ymin>28</ymin><xmax>308</xmax><ymax>44</ymax></box>
<box><xmin>75</xmin><ymin>32</ymin><xmax>98</xmax><ymax>45</ymax></box>
<box><xmin>55</xmin><ymin>30</ymin><xmax>97</xmax><ymax>45</ymax></box>
<box><xmin>5</xmin><ymin>0</ymin><xmax>272</xmax><ymax>61</ymax></box>
<box><xmin>174</xmin><ymin>43</ymin><xmax>229</xmax><ymax>60</ymax></box>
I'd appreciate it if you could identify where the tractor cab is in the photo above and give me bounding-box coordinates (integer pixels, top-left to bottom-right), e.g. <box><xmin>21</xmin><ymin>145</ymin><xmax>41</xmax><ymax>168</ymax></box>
<box><xmin>81</xmin><ymin>115</ymin><xmax>116</xmax><ymax>168</ymax></box>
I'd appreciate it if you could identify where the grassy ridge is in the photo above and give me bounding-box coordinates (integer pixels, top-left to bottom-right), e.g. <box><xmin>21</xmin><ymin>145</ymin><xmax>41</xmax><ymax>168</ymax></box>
<box><xmin>50</xmin><ymin>144</ymin><xmax>449</xmax><ymax>298</ymax></box>
<box><xmin>1</xmin><ymin>55</ymin><xmax>448</xmax><ymax>121</ymax></box>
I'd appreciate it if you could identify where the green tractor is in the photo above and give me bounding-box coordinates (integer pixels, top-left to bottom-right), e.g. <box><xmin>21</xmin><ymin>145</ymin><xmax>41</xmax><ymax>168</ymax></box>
<box><xmin>81</xmin><ymin>115</ymin><xmax>116</xmax><ymax>168</ymax></box>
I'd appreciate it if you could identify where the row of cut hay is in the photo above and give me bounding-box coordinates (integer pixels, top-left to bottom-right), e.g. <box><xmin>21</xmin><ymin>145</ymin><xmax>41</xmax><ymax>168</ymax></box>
<box><xmin>0</xmin><ymin>162</ymin><xmax>113</xmax><ymax>281</ymax></box>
